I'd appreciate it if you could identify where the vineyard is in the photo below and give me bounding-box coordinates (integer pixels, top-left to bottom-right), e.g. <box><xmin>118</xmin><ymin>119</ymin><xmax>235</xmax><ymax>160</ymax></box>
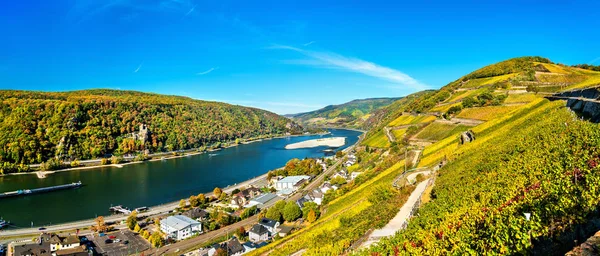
<box><xmin>362</xmin><ymin>130</ymin><xmax>391</xmax><ymax>148</ymax></box>
<box><xmin>361</xmin><ymin>99</ymin><xmax>600</xmax><ymax>255</ymax></box>
<box><xmin>456</xmin><ymin>105</ymin><xmax>522</xmax><ymax>121</ymax></box>
<box><xmin>504</xmin><ymin>93</ymin><xmax>540</xmax><ymax>104</ymax></box>
<box><xmin>414</xmin><ymin>122</ymin><xmax>470</xmax><ymax>141</ymax></box>
<box><xmin>388</xmin><ymin>115</ymin><xmax>436</xmax><ymax>127</ymax></box>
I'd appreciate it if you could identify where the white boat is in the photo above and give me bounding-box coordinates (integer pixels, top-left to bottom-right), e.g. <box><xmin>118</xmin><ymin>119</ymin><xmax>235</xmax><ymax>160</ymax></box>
<box><xmin>209</xmin><ymin>153</ymin><xmax>218</xmax><ymax>157</ymax></box>
<box><xmin>0</xmin><ymin>218</ymin><xmax>9</xmax><ymax>229</ymax></box>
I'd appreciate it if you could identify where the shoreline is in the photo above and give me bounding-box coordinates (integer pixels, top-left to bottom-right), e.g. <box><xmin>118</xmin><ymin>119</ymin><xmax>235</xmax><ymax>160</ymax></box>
<box><xmin>0</xmin><ymin>131</ymin><xmax>334</xmax><ymax>178</ymax></box>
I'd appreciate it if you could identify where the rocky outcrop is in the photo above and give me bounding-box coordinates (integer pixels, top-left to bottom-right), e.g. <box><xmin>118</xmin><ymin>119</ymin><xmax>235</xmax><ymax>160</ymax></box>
<box><xmin>459</xmin><ymin>130</ymin><xmax>475</xmax><ymax>145</ymax></box>
<box><xmin>547</xmin><ymin>87</ymin><xmax>600</xmax><ymax>123</ymax></box>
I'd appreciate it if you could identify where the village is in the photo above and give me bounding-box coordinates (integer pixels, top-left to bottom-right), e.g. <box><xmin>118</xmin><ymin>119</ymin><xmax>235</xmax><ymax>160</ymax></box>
<box><xmin>4</xmin><ymin>151</ymin><xmax>359</xmax><ymax>256</ymax></box>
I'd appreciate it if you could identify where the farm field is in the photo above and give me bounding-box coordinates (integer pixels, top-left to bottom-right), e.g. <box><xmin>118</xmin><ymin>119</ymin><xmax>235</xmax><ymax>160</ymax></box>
<box><xmin>456</xmin><ymin>105</ymin><xmax>521</xmax><ymax>121</ymax></box>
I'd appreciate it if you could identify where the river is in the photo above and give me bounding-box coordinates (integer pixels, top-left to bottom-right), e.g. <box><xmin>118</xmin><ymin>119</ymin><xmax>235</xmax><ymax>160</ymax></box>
<box><xmin>0</xmin><ymin>129</ymin><xmax>361</xmax><ymax>227</ymax></box>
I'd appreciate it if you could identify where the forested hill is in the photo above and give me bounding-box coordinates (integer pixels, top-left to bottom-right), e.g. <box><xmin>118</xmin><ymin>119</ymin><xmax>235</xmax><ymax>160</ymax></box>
<box><xmin>287</xmin><ymin>97</ymin><xmax>400</xmax><ymax>128</ymax></box>
<box><xmin>0</xmin><ymin>89</ymin><xmax>301</xmax><ymax>172</ymax></box>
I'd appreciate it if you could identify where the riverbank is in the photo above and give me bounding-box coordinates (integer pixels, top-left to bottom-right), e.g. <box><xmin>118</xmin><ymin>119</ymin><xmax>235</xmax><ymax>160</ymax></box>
<box><xmin>0</xmin><ymin>132</ymin><xmax>331</xmax><ymax>178</ymax></box>
<box><xmin>285</xmin><ymin>137</ymin><xmax>346</xmax><ymax>149</ymax></box>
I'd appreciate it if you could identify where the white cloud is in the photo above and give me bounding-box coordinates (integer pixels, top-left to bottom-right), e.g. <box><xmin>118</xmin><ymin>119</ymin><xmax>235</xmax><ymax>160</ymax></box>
<box><xmin>181</xmin><ymin>4</ymin><xmax>197</xmax><ymax>19</ymax></box>
<box><xmin>196</xmin><ymin>67</ymin><xmax>218</xmax><ymax>75</ymax></box>
<box><xmin>303</xmin><ymin>41</ymin><xmax>316</xmax><ymax>46</ymax></box>
<box><xmin>271</xmin><ymin>45</ymin><xmax>427</xmax><ymax>90</ymax></box>
<box><xmin>134</xmin><ymin>62</ymin><xmax>143</xmax><ymax>73</ymax></box>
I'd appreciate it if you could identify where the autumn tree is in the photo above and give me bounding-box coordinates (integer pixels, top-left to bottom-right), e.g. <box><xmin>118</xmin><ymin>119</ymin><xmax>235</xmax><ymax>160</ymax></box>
<box><xmin>307</xmin><ymin>209</ymin><xmax>317</xmax><ymax>223</ymax></box>
<box><xmin>126</xmin><ymin>210</ymin><xmax>138</xmax><ymax>230</ymax></box>
<box><xmin>178</xmin><ymin>199</ymin><xmax>187</xmax><ymax>210</ymax></box>
<box><xmin>213</xmin><ymin>187</ymin><xmax>223</xmax><ymax>199</ymax></box>
<box><xmin>92</xmin><ymin>216</ymin><xmax>109</xmax><ymax>233</ymax></box>
<box><xmin>197</xmin><ymin>193</ymin><xmax>206</xmax><ymax>204</ymax></box>
<box><xmin>189</xmin><ymin>195</ymin><xmax>199</xmax><ymax>207</ymax></box>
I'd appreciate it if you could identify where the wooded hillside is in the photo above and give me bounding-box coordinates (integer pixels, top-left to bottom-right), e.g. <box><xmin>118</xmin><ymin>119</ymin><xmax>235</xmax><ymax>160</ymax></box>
<box><xmin>0</xmin><ymin>89</ymin><xmax>301</xmax><ymax>173</ymax></box>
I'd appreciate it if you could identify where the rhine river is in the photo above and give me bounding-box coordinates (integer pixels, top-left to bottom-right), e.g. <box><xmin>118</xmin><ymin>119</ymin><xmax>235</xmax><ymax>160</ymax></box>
<box><xmin>0</xmin><ymin>129</ymin><xmax>361</xmax><ymax>227</ymax></box>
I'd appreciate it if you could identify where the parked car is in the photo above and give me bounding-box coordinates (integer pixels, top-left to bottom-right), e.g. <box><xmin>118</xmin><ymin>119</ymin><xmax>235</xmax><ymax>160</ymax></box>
<box><xmin>108</xmin><ymin>235</ymin><xmax>116</xmax><ymax>239</ymax></box>
<box><xmin>114</xmin><ymin>239</ymin><xmax>121</xmax><ymax>243</ymax></box>
<box><xmin>38</xmin><ymin>227</ymin><xmax>46</xmax><ymax>231</ymax></box>
<box><xmin>99</xmin><ymin>233</ymin><xmax>106</xmax><ymax>237</ymax></box>
<box><xmin>104</xmin><ymin>239</ymin><xmax>112</xmax><ymax>244</ymax></box>
<box><xmin>123</xmin><ymin>241</ymin><xmax>129</xmax><ymax>245</ymax></box>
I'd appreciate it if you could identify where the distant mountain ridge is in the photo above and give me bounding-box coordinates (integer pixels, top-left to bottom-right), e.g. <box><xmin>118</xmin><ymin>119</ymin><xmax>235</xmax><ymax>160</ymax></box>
<box><xmin>287</xmin><ymin>97</ymin><xmax>401</xmax><ymax>128</ymax></box>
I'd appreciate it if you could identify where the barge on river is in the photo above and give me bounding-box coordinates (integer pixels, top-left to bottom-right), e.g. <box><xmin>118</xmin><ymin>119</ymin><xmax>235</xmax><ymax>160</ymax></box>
<box><xmin>0</xmin><ymin>181</ymin><xmax>82</xmax><ymax>199</ymax></box>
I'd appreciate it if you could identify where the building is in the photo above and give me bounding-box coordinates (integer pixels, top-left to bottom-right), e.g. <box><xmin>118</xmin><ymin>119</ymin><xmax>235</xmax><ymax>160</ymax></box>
<box><xmin>247</xmin><ymin>193</ymin><xmax>278</xmax><ymax>209</ymax></box>
<box><xmin>310</xmin><ymin>190</ymin><xmax>324</xmax><ymax>205</ymax></box>
<box><xmin>160</xmin><ymin>215</ymin><xmax>202</xmax><ymax>241</ymax></box>
<box><xmin>12</xmin><ymin>234</ymin><xmax>84</xmax><ymax>256</ymax></box>
<box><xmin>257</xmin><ymin>218</ymin><xmax>280</xmax><ymax>234</ymax></box>
<box><xmin>183</xmin><ymin>208</ymin><xmax>209</xmax><ymax>221</ymax></box>
<box><xmin>274</xmin><ymin>175</ymin><xmax>310</xmax><ymax>191</ymax></box>
<box><xmin>248</xmin><ymin>224</ymin><xmax>269</xmax><ymax>242</ymax></box>
<box><xmin>350</xmin><ymin>172</ymin><xmax>363</xmax><ymax>180</ymax></box>
<box><xmin>226</xmin><ymin>237</ymin><xmax>244</xmax><ymax>256</ymax></box>
<box><xmin>332</xmin><ymin>170</ymin><xmax>348</xmax><ymax>180</ymax></box>
<box><xmin>277</xmin><ymin>225</ymin><xmax>293</xmax><ymax>237</ymax></box>
<box><xmin>295</xmin><ymin>196</ymin><xmax>312</xmax><ymax>208</ymax></box>
<box><xmin>230</xmin><ymin>187</ymin><xmax>262</xmax><ymax>208</ymax></box>
<box><xmin>241</xmin><ymin>241</ymin><xmax>267</xmax><ymax>255</ymax></box>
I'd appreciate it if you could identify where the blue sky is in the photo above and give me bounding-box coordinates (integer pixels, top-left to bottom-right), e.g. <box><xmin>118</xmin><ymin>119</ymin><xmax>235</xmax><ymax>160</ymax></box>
<box><xmin>1</xmin><ymin>0</ymin><xmax>599</xmax><ymax>114</ymax></box>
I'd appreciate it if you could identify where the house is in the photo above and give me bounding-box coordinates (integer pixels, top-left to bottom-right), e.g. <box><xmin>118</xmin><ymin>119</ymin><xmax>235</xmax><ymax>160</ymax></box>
<box><xmin>230</xmin><ymin>187</ymin><xmax>262</xmax><ymax>208</ymax></box>
<box><xmin>332</xmin><ymin>170</ymin><xmax>348</xmax><ymax>180</ymax></box>
<box><xmin>295</xmin><ymin>196</ymin><xmax>312</xmax><ymax>208</ymax></box>
<box><xmin>258</xmin><ymin>218</ymin><xmax>280</xmax><ymax>234</ymax></box>
<box><xmin>160</xmin><ymin>215</ymin><xmax>202</xmax><ymax>241</ymax></box>
<box><xmin>310</xmin><ymin>190</ymin><xmax>324</xmax><ymax>205</ymax></box>
<box><xmin>54</xmin><ymin>245</ymin><xmax>88</xmax><ymax>256</ymax></box>
<box><xmin>183</xmin><ymin>208</ymin><xmax>209</xmax><ymax>221</ymax></box>
<box><xmin>247</xmin><ymin>193</ymin><xmax>278</xmax><ymax>209</ymax></box>
<box><xmin>12</xmin><ymin>234</ymin><xmax>83</xmax><ymax>256</ymax></box>
<box><xmin>248</xmin><ymin>224</ymin><xmax>269</xmax><ymax>242</ymax></box>
<box><xmin>241</xmin><ymin>241</ymin><xmax>267</xmax><ymax>255</ymax></box>
<box><xmin>11</xmin><ymin>243</ymin><xmax>51</xmax><ymax>256</ymax></box>
<box><xmin>57</xmin><ymin>235</ymin><xmax>80</xmax><ymax>250</ymax></box>
<box><xmin>350</xmin><ymin>172</ymin><xmax>363</xmax><ymax>180</ymax></box>
<box><xmin>274</xmin><ymin>175</ymin><xmax>310</xmax><ymax>191</ymax></box>
<box><xmin>320</xmin><ymin>182</ymin><xmax>336</xmax><ymax>194</ymax></box>
<box><xmin>226</xmin><ymin>237</ymin><xmax>244</xmax><ymax>256</ymax></box>
<box><xmin>277</xmin><ymin>225</ymin><xmax>293</xmax><ymax>237</ymax></box>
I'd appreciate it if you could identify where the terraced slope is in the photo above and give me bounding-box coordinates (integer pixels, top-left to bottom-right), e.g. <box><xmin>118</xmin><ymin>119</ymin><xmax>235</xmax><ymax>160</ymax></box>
<box><xmin>287</xmin><ymin>97</ymin><xmax>399</xmax><ymax>129</ymax></box>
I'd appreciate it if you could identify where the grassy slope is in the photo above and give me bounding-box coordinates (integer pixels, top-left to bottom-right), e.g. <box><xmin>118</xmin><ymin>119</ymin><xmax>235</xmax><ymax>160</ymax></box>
<box><xmin>289</xmin><ymin>98</ymin><xmax>399</xmax><ymax>128</ymax></box>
